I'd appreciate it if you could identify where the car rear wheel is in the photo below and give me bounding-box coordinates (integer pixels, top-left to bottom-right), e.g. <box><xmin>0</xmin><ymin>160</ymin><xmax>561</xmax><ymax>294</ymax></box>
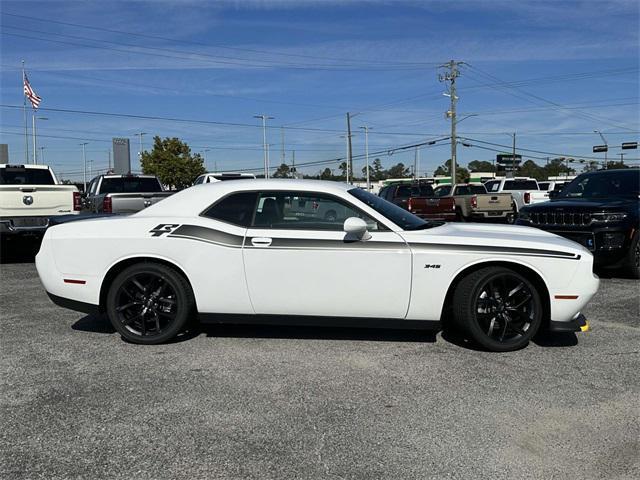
<box><xmin>106</xmin><ymin>263</ymin><xmax>195</xmax><ymax>344</ymax></box>
<box><xmin>453</xmin><ymin>267</ymin><xmax>543</xmax><ymax>351</ymax></box>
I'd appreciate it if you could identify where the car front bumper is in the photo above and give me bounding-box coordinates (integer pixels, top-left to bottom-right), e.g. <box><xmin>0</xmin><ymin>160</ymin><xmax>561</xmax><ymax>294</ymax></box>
<box><xmin>549</xmin><ymin>313</ymin><xmax>590</xmax><ymax>333</ymax></box>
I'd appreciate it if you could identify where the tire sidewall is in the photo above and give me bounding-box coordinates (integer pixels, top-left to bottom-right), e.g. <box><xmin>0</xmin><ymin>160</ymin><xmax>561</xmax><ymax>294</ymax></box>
<box><xmin>106</xmin><ymin>263</ymin><xmax>192</xmax><ymax>344</ymax></box>
<box><xmin>463</xmin><ymin>269</ymin><xmax>543</xmax><ymax>352</ymax></box>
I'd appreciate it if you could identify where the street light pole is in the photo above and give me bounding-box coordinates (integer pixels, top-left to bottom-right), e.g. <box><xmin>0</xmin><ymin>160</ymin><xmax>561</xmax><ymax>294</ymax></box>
<box><xmin>80</xmin><ymin>142</ymin><xmax>89</xmax><ymax>193</ymax></box>
<box><xmin>254</xmin><ymin>115</ymin><xmax>274</xmax><ymax>178</ymax></box>
<box><xmin>134</xmin><ymin>132</ymin><xmax>147</xmax><ymax>160</ymax></box>
<box><xmin>359</xmin><ymin>125</ymin><xmax>371</xmax><ymax>191</ymax></box>
<box><xmin>32</xmin><ymin>116</ymin><xmax>48</xmax><ymax>164</ymax></box>
<box><xmin>39</xmin><ymin>146</ymin><xmax>45</xmax><ymax>163</ymax></box>
<box><xmin>202</xmin><ymin>149</ymin><xmax>211</xmax><ymax>171</ymax></box>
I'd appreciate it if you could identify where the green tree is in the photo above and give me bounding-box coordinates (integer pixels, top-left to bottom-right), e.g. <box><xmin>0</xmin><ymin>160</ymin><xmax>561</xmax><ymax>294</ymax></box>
<box><xmin>467</xmin><ymin>160</ymin><xmax>495</xmax><ymax>172</ymax></box>
<box><xmin>272</xmin><ymin>163</ymin><xmax>291</xmax><ymax>178</ymax></box>
<box><xmin>386</xmin><ymin>162</ymin><xmax>410</xmax><ymax>178</ymax></box>
<box><xmin>371</xmin><ymin>158</ymin><xmax>385</xmax><ymax>181</ymax></box>
<box><xmin>338</xmin><ymin>161</ymin><xmax>353</xmax><ymax>180</ymax></box>
<box><xmin>517</xmin><ymin>160</ymin><xmax>545</xmax><ymax>180</ymax></box>
<box><xmin>543</xmin><ymin>158</ymin><xmax>575</xmax><ymax>178</ymax></box>
<box><xmin>433</xmin><ymin>159</ymin><xmax>469</xmax><ymax>183</ymax></box>
<box><xmin>319</xmin><ymin>167</ymin><xmax>333</xmax><ymax>180</ymax></box>
<box><xmin>141</xmin><ymin>136</ymin><xmax>206</xmax><ymax>189</ymax></box>
<box><xmin>604</xmin><ymin>161</ymin><xmax>629</xmax><ymax>170</ymax></box>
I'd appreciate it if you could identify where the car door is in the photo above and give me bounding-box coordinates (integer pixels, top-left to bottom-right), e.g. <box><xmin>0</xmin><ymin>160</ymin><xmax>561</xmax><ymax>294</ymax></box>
<box><xmin>242</xmin><ymin>190</ymin><xmax>412</xmax><ymax>319</ymax></box>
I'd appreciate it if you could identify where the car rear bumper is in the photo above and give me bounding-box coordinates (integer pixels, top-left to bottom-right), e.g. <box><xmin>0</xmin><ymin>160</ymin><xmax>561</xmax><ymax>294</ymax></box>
<box><xmin>46</xmin><ymin>291</ymin><xmax>100</xmax><ymax>315</ymax></box>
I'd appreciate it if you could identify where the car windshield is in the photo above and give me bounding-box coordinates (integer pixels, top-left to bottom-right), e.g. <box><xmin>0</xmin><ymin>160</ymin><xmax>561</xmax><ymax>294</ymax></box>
<box><xmin>503</xmin><ymin>180</ymin><xmax>538</xmax><ymax>190</ymax></box>
<box><xmin>0</xmin><ymin>167</ymin><xmax>55</xmax><ymax>185</ymax></box>
<box><xmin>558</xmin><ymin>170</ymin><xmax>640</xmax><ymax>199</ymax></box>
<box><xmin>100</xmin><ymin>177</ymin><xmax>163</xmax><ymax>193</ymax></box>
<box><xmin>348</xmin><ymin>188</ymin><xmax>435</xmax><ymax>230</ymax></box>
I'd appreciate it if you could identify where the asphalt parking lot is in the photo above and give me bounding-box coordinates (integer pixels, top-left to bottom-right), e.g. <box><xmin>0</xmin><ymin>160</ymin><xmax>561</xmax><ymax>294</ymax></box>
<box><xmin>1</xmin><ymin>245</ymin><xmax>639</xmax><ymax>480</ymax></box>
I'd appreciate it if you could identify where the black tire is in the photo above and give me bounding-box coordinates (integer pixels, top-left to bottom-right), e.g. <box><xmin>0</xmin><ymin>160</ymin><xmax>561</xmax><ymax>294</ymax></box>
<box><xmin>456</xmin><ymin>207</ymin><xmax>467</xmax><ymax>222</ymax></box>
<box><xmin>453</xmin><ymin>266</ymin><xmax>543</xmax><ymax>352</ymax></box>
<box><xmin>623</xmin><ymin>231</ymin><xmax>640</xmax><ymax>279</ymax></box>
<box><xmin>106</xmin><ymin>262</ymin><xmax>195</xmax><ymax>344</ymax></box>
<box><xmin>506</xmin><ymin>204</ymin><xmax>517</xmax><ymax>224</ymax></box>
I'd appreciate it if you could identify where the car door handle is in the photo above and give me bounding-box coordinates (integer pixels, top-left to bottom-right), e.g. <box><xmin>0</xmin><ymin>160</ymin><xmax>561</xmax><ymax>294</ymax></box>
<box><xmin>251</xmin><ymin>237</ymin><xmax>273</xmax><ymax>247</ymax></box>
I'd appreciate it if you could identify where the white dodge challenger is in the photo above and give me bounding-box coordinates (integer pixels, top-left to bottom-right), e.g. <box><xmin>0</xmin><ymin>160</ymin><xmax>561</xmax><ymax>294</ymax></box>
<box><xmin>36</xmin><ymin>180</ymin><xmax>598</xmax><ymax>351</ymax></box>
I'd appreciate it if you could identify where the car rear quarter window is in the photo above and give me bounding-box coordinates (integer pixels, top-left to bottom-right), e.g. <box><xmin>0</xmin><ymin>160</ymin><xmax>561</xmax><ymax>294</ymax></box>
<box><xmin>396</xmin><ymin>185</ymin><xmax>411</xmax><ymax>198</ymax></box>
<box><xmin>0</xmin><ymin>167</ymin><xmax>55</xmax><ymax>185</ymax></box>
<box><xmin>202</xmin><ymin>192</ymin><xmax>258</xmax><ymax>227</ymax></box>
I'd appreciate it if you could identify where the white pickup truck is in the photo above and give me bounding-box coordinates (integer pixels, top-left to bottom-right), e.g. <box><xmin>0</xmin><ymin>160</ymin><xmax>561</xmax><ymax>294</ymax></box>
<box><xmin>0</xmin><ymin>164</ymin><xmax>80</xmax><ymax>237</ymax></box>
<box><xmin>483</xmin><ymin>177</ymin><xmax>540</xmax><ymax>223</ymax></box>
<box><xmin>521</xmin><ymin>180</ymin><xmax>572</xmax><ymax>206</ymax></box>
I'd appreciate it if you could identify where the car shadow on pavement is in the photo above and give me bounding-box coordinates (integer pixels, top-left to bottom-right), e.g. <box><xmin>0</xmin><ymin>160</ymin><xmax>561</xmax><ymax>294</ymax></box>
<box><xmin>202</xmin><ymin>323</ymin><xmax>438</xmax><ymax>343</ymax></box>
<box><xmin>532</xmin><ymin>330</ymin><xmax>578</xmax><ymax>348</ymax></box>
<box><xmin>71</xmin><ymin>314</ymin><xmax>437</xmax><ymax>343</ymax></box>
<box><xmin>72</xmin><ymin>314</ymin><xmax>116</xmax><ymax>334</ymax></box>
<box><xmin>0</xmin><ymin>237</ymin><xmax>41</xmax><ymax>264</ymax></box>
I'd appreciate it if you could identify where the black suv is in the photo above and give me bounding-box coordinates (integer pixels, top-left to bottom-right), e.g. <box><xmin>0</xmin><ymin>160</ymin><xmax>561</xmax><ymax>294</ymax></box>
<box><xmin>516</xmin><ymin>169</ymin><xmax>639</xmax><ymax>278</ymax></box>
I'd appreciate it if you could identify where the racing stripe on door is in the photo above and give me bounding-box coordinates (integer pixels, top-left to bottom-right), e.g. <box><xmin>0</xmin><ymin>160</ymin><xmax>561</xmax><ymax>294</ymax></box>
<box><xmin>407</xmin><ymin>243</ymin><xmax>580</xmax><ymax>259</ymax></box>
<box><xmin>168</xmin><ymin>224</ymin><xmax>244</xmax><ymax>248</ymax></box>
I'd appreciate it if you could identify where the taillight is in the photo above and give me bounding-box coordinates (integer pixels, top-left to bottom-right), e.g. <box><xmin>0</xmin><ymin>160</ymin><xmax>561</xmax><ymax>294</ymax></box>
<box><xmin>103</xmin><ymin>196</ymin><xmax>112</xmax><ymax>213</ymax></box>
<box><xmin>471</xmin><ymin>195</ymin><xmax>478</xmax><ymax>209</ymax></box>
<box><xmin>407</xmin><ymin>197</ymin><xmax>413</xmax><ymax>211</ymax></box>
<box><xmin>73</xmin><ymin>191</ymin><xmax>82</xmax><ymax>211</ymax></box>
<box><xmin>524</xmin><ymin>192</ymin><xmax>531</xmax><ymax>204</ymax></box>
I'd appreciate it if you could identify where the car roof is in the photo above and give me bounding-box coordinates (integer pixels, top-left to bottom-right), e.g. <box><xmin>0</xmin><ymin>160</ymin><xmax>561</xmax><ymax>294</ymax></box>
<box><xmin>0</xmin><ymin>164</ymin><xmax>50</xmax><ymax>169</ymax></box>
<box><xmin>136</xmin><ymin>179</ymin><xmax>354</xmax><ymax>217</ymax></box>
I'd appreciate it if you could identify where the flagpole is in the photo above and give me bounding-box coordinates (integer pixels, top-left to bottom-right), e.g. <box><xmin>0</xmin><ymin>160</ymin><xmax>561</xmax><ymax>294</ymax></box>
<box><xmin>22</xmin><ymin>60</ymin><xmax>30</xmax><ymax>164</ymax></box>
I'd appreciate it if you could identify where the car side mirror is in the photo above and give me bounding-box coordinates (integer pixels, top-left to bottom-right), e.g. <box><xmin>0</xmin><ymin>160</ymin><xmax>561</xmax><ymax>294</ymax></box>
<box><xmin>548</xmin><ymin>190</ymin><xmax>559</xmax><ymax>199</ymax></box>
<box><xmin>343</xmin><ymin>217</ymin><xmax>371</xmax><ymax>241</ymax></box>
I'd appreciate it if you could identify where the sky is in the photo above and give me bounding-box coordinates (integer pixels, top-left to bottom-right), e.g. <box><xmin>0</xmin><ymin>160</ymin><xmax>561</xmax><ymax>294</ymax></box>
<box><xmin>0</xmin><ymin>0</ymin><xmax>638</xmax><ymax>181</ymax></box>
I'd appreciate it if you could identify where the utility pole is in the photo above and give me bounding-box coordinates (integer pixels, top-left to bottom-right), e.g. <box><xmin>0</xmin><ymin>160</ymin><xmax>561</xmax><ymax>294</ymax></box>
<box><xmin>291</xmin><ymin>150</ymin><xmax>296</xmax><ymax>178</ymax></box>
<box><xmin>80</xmin><ymin>142</ymin><xmax>89</xmax><ymax>193</ymax></box>
<box><xmin>413</xmin><ymin>147</ymin><xmax>419</xmax><ymax>180</ymax></box>
<box><xmin>108</xmin><ymin>149</ymin><xmax>112</xmax><ymax>172</ymax></box>
<box><xmin>39</xmin><ymin>146</ymin><xmax>45</xmax><ymax>163</ymax></box>
<box><xmin>439</xmin><ymin>60</ymin><xmax>463</xmax><ymax>184</ymax></box>
<box><xmin>346</xmin><ymin>112</ymin><xmax>353</xmax><ymax>184</ymax></box>
<box><xmin>280</xmin><ymin>127</ymin><xmax>285</xmax><ymax>166</ymax></box>
<box><xmin>509</xmin><ymin>132</ymin><xmax>516</xmax><ymax>177</ymax></box>
<box><xmin>202</xmin><ymin>149</ymin><xmax>211</xmax><ymax>171</ymax></box>
<box><xmin>254</xmin><ymin>114</ymin><xmax>274</xmax><ymax>178</ymax></box>
<box><xmin>594</xmin><ymin>130</ymin><xmax>608</xmax><ymax>169</ymax></box>
<box><xmin>619</xmin><ymin>153</ymin><xmax>625</xmax><ymax>164</ymax></box>
<box><xmin>359</xmin><ymin>125</ymin><xmax>371</xmax><ymax>190</ymax></box>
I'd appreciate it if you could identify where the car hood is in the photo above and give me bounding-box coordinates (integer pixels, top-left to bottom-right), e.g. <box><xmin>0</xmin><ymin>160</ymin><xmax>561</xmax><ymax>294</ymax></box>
<box><xmin>522</xmin><ymin>197</ymin><xmax>636</xmax><ymax>211</ymax></box>
<box><xmin>400</xmin><ymin>222</ymin><xmax>588</xmax><ymax>256</ymax></box>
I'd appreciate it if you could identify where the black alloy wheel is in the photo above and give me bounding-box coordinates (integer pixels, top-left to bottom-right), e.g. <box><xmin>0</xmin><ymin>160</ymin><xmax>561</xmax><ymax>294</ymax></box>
<box><xmin>106</xmin><ymin>263</ymin><xmax>194</xmax><ymax>344</ymax></box>
<box><xmin>453</xmin><ymin>267</ymin><xmax>543</xmax><ymax>351</ymax></box>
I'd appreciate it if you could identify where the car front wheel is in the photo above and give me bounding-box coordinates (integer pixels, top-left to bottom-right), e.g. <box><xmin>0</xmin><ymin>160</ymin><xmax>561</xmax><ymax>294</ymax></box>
<box><xmin>106</xmin><ymin>263</ymin><xmax>195</xmax><ymax>344</ymax></box>
<box><xmin>623</xmin><ymin>231</ymin><xmax>640</xmax><ymax>279</ymax></box>
<box><xmin>453</xmin><ymin>266</ymin><xmax>543</xmax><ymax>351</ymax></box>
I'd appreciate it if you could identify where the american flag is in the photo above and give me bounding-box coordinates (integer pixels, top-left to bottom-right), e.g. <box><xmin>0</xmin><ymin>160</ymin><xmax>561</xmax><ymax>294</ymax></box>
<box><xmin>23</xmin><ymin>73</ymin><xmax>41</xmax><ymax>110</ymax></box>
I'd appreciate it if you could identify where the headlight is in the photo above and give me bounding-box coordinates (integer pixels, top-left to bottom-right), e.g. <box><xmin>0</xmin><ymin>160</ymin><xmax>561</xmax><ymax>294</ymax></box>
<box><xmin>518</xmin><ymin>211</ymin><xmax>531</xmax><ymax>221</ymax></box>
<box><xmin>591</xmin><ymin>212</ymin><xmax>627</xmax><ymax>223</ymax></box>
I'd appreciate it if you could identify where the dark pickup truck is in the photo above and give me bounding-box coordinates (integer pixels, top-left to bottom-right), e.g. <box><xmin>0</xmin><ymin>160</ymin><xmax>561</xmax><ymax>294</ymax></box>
<box><xmin>517</xmin><ymin>169</ymin><xmax>640</xmax><ymax>278</ymax></box>
<box><xmin>378</xmin><ymin>183</ymin><xmax>456</xmax><ymax>221</ymax></box>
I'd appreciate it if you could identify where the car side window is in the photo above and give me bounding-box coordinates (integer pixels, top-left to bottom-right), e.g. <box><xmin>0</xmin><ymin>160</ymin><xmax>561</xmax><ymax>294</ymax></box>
<box><xmin>252</xmin><ymin>191</ymin><xmax>382</xmax><ymax>231</ymax></box>
<box><xmin>485</xmin><ymin>181</ymin><xmax>499</xmax><ymax>192</ymax></box>
<box><xmin>202</xmin><ymin>192</ymin><xmax>258</xmax><ymax>227</ymax></box>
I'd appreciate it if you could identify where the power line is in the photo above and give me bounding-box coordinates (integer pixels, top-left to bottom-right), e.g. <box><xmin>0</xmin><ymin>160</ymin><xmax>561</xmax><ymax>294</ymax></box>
<box><xmin>463</xmin><ymin>64</ymin><xmax>638</xmax><ymax>132</ymax></box>
<box><xmin>1</xmin><ymin>12</ymin><xmax>439</xmax><ymax>67</ymax></box>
